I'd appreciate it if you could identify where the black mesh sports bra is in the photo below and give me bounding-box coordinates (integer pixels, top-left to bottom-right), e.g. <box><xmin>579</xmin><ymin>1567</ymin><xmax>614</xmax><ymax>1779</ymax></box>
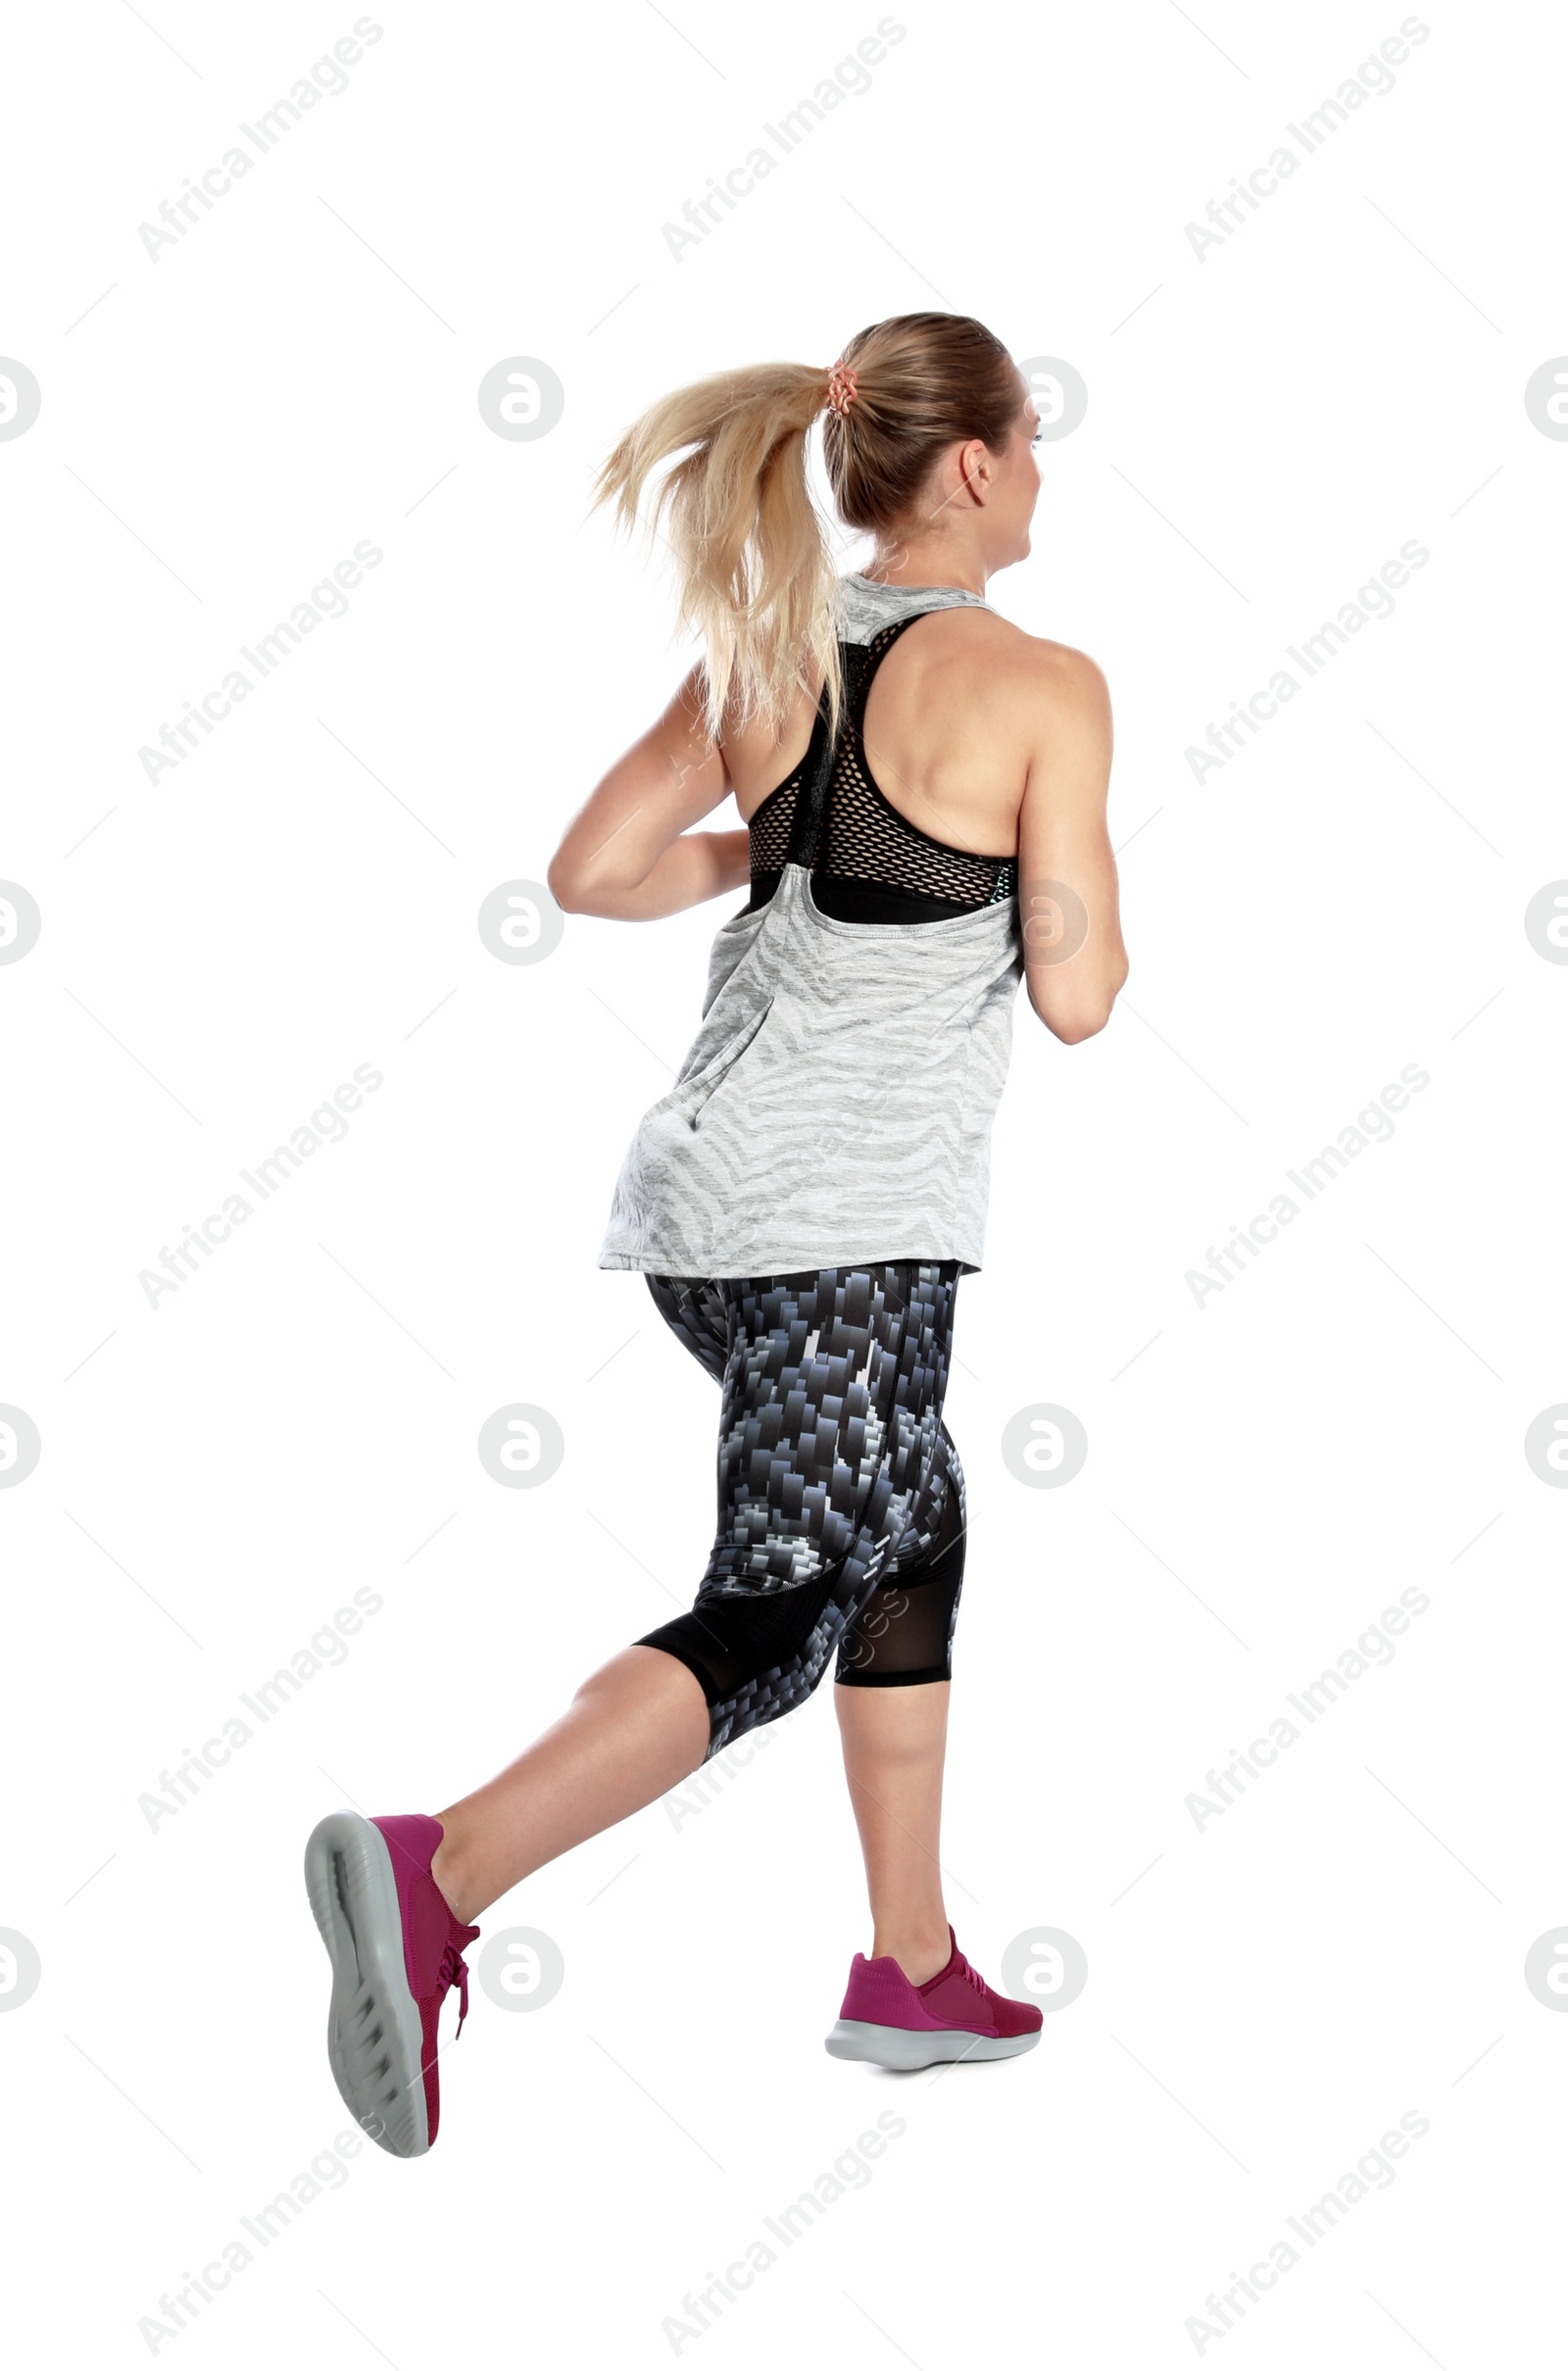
<box><xmin>742</xmin><ymin>613</ymin><xmax>1019</xmax><ymax>926</ymax></box>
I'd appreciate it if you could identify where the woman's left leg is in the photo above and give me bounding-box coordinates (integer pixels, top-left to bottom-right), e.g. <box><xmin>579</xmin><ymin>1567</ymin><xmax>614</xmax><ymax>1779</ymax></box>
<box><xmin>430</xmin><ymin>1646</ymin><xmax>709</xmax><ymax>1925</ymax></box>
<box><xmin>426</xmin><ymin>1274</ymin><xmax>738</xmax><ymax>1922</ymax></box>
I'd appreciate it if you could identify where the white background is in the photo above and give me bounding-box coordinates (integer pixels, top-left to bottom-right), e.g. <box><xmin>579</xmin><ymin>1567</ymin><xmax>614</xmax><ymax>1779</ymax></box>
<box><xmin>3</xmin><ymin>1</ymin><xmax>1565</xmax><ymax>2362</ymax></box>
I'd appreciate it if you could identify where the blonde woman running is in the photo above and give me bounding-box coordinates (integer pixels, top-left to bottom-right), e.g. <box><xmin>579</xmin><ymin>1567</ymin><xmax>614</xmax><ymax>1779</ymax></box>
<box><xmin>305</xmin><ymin>312</ymin><xmax>1128</xmax><ymax>2154</ymax></box>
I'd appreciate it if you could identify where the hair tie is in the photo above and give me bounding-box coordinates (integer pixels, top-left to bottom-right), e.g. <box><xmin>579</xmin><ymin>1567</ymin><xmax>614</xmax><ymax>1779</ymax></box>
<box><xmin>824</xmin><ymin>361</ymin><xmax>859</xmax><ymax>419</ymax></box>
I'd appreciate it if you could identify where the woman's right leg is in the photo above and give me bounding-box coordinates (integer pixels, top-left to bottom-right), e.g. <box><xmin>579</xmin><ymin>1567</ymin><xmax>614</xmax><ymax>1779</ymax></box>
<box><xmin>836</xmin><ymin>1677</ymin><xmax>954</xmax><ymax>1984</ymax></box>
<box><xmin>834</xmin><ymin>1425</ymin><xmax>966</xmax><ymax>1983</ymax></box>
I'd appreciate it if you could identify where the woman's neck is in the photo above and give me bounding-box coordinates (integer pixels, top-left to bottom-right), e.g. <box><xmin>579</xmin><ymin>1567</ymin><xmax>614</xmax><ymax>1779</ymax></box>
<box><xmin>860</xmin><ymin>540</ymin><xmax>987</xmax><ymax>597</ymax></box>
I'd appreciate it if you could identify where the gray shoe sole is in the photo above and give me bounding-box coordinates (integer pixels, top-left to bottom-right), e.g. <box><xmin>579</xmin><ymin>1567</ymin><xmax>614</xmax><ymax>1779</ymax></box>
<box><xmin>824</xmin><ymin>2018</ymin><xmax>1042</xmax><ymax>2071</ymax></box>
<box><xmin>304</xmin><ymin>1810</ymin><xmax>429</xmax><ymax>2158</ymax></box>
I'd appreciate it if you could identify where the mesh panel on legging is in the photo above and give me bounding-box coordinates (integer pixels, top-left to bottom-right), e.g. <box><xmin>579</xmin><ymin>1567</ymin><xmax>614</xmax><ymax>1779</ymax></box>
<box><xmin>836</xmin><ymin>1428</ymin><xmax>965</xmax><ymax>1687</ymax></box>
<box><xmin>639</xmin><ymin>1262</ymin><xmax>962</xmax><ymax>1757</ymax></box>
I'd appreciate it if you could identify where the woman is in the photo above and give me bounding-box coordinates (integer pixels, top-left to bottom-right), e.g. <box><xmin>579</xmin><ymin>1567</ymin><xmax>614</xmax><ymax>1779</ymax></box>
<box><xmin>305</xmin><ymin>311</ymin><xmax>1128</xmax><ymax>2155</ymax></box>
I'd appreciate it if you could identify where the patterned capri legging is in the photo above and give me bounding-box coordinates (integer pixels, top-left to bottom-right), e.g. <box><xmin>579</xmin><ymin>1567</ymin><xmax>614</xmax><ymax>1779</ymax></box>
<box><xmin>636</xmin><ymin>1261</ymin><xmax>966</xmax><ymax>1759</ymax></box>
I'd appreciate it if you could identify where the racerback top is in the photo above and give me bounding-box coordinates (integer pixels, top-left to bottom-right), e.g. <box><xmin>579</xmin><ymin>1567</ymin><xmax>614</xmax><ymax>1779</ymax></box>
<box><xmin>597</xmin><ymin>573</ymin><xmax>1027</xmax><ymax>1277</ymax></box>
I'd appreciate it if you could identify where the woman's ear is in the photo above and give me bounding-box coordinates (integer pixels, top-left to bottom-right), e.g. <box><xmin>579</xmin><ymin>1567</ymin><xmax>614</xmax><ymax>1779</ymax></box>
<box><xmin>960</xmin><ymin>435</ymin><xmax>994</xmax><ymax>504</ymax></box>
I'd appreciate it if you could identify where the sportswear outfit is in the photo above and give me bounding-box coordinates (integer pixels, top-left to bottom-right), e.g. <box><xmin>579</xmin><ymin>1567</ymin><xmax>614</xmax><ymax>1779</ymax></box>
<box><xmin>305</xmin><ymin>574</ymin><xmax>1041</xmax><ymax>2149</ymax></box>
<box><xmin>600</xmin><ymin>572</ymin><xmax>1026</xmax><ymax>1760</ymax></box>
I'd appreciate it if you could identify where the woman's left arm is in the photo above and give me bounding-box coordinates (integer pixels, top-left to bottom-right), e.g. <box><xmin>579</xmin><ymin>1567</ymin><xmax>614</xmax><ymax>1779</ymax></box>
<box><xmin>547</xmin><ymin>666</ymin><xmax>749</xmax><ymax>920</ymax></box>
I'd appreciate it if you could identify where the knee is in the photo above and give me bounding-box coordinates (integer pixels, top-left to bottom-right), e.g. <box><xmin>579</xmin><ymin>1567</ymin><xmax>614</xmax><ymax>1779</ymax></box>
<box><xmin>834</xmin><ymin>1677</ymin><xmax>951</xmax><ymax>1754</ymax></box>
<box><xmin>571</xmin><ymin>1644</ymin><xmax>702</xmax><ymax>1716</ymax></box>
<box><xmin>569</xmin><ymin>1654</ymin><xmax>627</xmax><ymax>1710</ymax></box>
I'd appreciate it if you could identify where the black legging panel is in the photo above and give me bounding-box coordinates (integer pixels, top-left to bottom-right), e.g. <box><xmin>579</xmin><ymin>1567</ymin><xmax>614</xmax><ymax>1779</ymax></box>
<box><xmin>637</xmin><ymin>1262</ymin><xmax>964</xmax><ymax>1758</ymax></box>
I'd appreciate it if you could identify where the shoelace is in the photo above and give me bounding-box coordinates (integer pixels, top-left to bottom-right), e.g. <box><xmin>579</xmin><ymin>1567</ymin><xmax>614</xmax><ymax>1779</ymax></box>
<box><xmin>439</xmin><ymin>1940</ymin><xmax>472</xmax><ymax>2038</ymax></box>
<box><xmin>958</xmin><ymin>1955</ymin><xmax>987</xmax><ymax>1998</ymax></box>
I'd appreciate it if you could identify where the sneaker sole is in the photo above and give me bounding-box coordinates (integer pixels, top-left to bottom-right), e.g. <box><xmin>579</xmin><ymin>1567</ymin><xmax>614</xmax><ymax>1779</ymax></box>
<box><xmin>824</xmin><ymin>2018</ymin><xmax>1042</xmax><ymax>2071</ymax></box>
<box><xmin>304</xmin><ymin>1810</ymin><xmax>430</xmax><ymax>2158</ymax></box>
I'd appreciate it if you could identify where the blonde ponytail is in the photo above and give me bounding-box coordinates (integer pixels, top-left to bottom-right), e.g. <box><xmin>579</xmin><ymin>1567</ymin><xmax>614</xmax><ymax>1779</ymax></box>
<box><xmin>593</xmin><ymin>363</ymin><xmax>845</xmax><ymax>745</ymax></box>
<box><xmin>594</xmin><ymin>317</ymin><xmax>1026</xmax><ymax>750</ymax></box>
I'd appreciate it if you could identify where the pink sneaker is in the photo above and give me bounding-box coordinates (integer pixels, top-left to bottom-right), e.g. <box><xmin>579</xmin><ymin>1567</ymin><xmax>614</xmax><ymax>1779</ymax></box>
<box><xmin>304</xmin><ymin>1810</ymin><xmax>479</xmax><ymax>2157</ymax></box>
<box><xmin>825</xmin><ymin>1927</ymin><xmax>1043</xmax><ymax>2069</ymax></box>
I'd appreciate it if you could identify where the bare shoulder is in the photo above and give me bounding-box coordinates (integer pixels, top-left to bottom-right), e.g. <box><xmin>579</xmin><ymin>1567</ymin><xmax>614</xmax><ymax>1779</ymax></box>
<box><xmin>993</xmin><ymin>636</ymin><xmax>1113</xmax><ymax>781</ymax></box>
<box><xmin>1016</xmin><ymin>631</ymin><xmax>1111</xmax><ymax>729</ymax></box>
<box><xmin>940</xmin><ymin>610</ymin><xmax>1108</xmax><ymax>719</ymax></box>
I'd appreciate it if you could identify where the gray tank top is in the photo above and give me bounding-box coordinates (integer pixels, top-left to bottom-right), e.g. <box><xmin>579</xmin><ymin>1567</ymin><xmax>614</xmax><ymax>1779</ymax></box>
<box><xmin>598</xmin><ymin>574</ymin><xmax>1026</xmax><ymax>1277</ymax></box>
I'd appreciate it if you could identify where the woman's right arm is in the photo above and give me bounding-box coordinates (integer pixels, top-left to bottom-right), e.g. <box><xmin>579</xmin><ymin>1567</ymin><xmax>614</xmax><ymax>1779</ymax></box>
<box><xmin>1016</xmin><ymin>644</ymin><xmax>1129</xmax><ymax>1043</ymax></box>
